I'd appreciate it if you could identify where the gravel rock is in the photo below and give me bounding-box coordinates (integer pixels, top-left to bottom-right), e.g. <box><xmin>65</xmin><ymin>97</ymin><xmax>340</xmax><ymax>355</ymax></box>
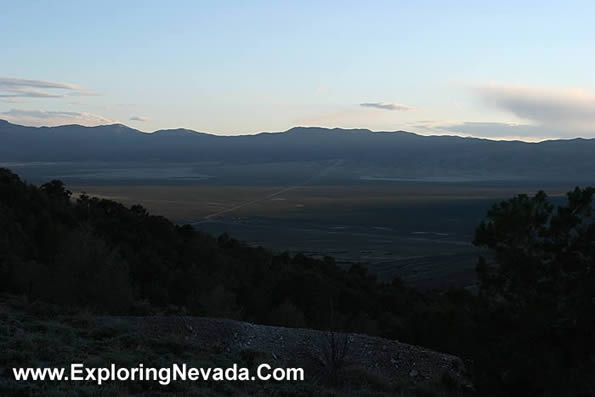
<box><xmin>122</xmin><ymin>315</ymin><xmax>473</xmax><ymax>389</ymax></box>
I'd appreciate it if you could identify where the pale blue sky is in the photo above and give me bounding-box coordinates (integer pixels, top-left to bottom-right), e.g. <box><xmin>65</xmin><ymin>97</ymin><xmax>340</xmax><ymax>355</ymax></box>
<box><xmin>1</xmin><ymin>0</ymin><xmax>595</xmax><ymax>140</ymax></box>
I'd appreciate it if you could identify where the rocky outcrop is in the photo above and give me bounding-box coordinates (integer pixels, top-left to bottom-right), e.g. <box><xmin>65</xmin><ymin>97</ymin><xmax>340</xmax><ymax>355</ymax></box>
<box><xmin>132</xmin><ymin>315</ymin><xmax>473</xmax><ymax>391</ymax></box>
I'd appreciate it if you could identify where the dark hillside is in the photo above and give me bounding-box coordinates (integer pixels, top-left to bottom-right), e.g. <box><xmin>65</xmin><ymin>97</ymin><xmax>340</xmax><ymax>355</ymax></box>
<box><xmin>1</xmin><ymin>168</ymin><xmax>594</xmax><ymax>396</ymax></box>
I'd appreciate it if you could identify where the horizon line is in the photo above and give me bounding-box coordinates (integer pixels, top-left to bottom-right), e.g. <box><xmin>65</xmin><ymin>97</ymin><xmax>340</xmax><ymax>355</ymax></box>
<box><xmin>1</xmin><ymin>118</ymin><xmax>591</xmax><ymax>144</ymax></box>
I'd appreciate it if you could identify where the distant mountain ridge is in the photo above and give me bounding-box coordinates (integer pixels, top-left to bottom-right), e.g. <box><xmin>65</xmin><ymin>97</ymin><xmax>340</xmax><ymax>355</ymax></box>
<box><xmin>1</xmin><ymin>120</ymin><xmax>595</xmax><ymax>182</ymax></box>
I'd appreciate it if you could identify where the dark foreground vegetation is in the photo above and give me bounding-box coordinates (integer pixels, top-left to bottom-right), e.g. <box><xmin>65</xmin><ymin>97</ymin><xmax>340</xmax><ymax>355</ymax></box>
<box><xmin>1</xmin><ymin>168</ymin><xmax>594</xmax><ymax>396</ymax></box>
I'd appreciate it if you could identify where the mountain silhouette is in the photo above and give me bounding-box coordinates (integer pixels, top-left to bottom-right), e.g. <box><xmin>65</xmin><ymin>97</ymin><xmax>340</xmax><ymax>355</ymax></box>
<box><xmin>1</xmin><ymin>120</ymin><xmax>594</xmax><ymax>182</ymax></box>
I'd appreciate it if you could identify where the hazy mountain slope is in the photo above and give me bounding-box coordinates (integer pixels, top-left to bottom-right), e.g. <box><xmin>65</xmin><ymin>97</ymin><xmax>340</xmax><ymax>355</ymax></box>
<box><xmin>1</xmin><ymin>120</ymin><xmax>594</xmax><ymax>182</ymax></box>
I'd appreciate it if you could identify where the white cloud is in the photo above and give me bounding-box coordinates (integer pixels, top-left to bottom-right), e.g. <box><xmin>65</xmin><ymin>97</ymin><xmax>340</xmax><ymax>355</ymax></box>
<box><xmin>0</xmin><ymin>77</ymin><xmax>83</xmax><ymax>90</ymax></box>
<box><xmin>130</xmin><ymin>115</ymin><xmax>150</xmax><ymax>122</ymax></box>
<box><xmin>473</xmin><ymin>83</ymin><xmax>595</xmax><ymax>132</ymax></box>
<box><xmin>1</xmin><ymin>109</ymin><xmax>115</xmax><ymax>127</ymax></box>
<box><xmin>0</xmin><ymin>77</ymin><xmax>97</xmax><ymax>98</ymax></box>
<box><xmin>2</xmin><ymin>98</ymin><xmax>26</xmax><ymax>104</ymax></box>
<box><xmin>409</xmin><ymin>120</ymin><xmax>590</xmax><ymax>141</ymax></box>
<box><xmin>410</xmin><ymin>119</ymin><xmax>459</xmax><ymax>131</ymax></box>
<box><xmin>439</xmin><ymin>122</ymin><xmax>564</xmax><ymax>141</ymax></box>
<box><xmin>360</xmin><ymin>102</ymin><xmax>416</xmax><ymax>111</ymax></box>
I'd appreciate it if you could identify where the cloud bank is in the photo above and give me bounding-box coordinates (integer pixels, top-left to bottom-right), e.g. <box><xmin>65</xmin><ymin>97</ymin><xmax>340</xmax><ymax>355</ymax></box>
<box><xmin>438</xmin><ymin>122</ymin><xmax>572</xmax><ymax>141</ymax></box>
<box><xmin>130</xmin><ymin>115</ymin><xmax>150</xmax><ymax>122</ymax></box>
<box><xmin>0</xmin><ymin>77</ymin><xmax>96</xmax><ymax>99</ymax></box>
<box><xmin>474</xmin><ymin>84</ymin><xmax>595</xmax><ymax>133</ymax></box>
<box><xmin>1</xmin><ymin>109</ymin><xmax>115</xmax><ymax>127</ymax></box>
<box><xmin>360</xmin><ymin>102</ymin><xmax>415</xmax><ymax>111</ymax></box>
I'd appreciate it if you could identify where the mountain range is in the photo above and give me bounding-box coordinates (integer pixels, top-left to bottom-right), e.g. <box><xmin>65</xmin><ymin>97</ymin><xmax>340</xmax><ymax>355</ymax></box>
<box><xmin>1</xmin><ymin>119</ymin><xmax>594</xmax><ymax>183</ymax></box>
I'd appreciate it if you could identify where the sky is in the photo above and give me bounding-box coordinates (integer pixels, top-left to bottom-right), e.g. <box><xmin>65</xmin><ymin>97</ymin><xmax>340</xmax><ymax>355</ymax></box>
<box><xmin>1</xmin><ymin>0</ymin><xmax>595</xmax><ymax>141</ymax></box>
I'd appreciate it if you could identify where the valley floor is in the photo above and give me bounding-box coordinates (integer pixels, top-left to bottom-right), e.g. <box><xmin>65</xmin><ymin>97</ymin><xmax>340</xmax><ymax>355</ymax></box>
<box><xmin>67</xmin><ymin>183</ymin><xmax>570</xmax><ymax>288</ymax></box>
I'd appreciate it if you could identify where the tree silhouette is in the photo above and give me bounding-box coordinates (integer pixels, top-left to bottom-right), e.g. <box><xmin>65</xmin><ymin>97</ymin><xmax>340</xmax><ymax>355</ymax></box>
<box><xmin>474</xmin><ymin>188</ymin><xmax>595</xmax><ymax>395</ymax></box>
